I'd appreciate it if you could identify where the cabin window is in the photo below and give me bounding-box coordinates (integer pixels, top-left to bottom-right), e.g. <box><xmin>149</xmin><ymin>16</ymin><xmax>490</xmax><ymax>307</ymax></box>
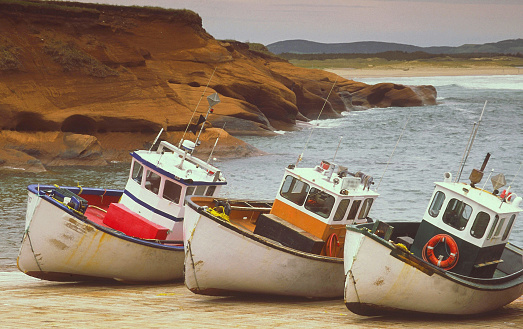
<box><xmin>304</xmin><ymin>188</ymin><xmax>335</xmax><ymax>218</ymax></box>
<box><xmin>347</xmin><ymin>200</ymin><xmax>362</xmax><ymax>220</ymax></box>
<box><xmin>280</xmin><ymin>175</ymin><xmax>310</xmax><ymax>206</ymax></box>
<box><xmin>487</xmin><ymin>215</ymin><xmax>499</xmax><ymax>239</ymax></box>
<box><xmin>163</xmin><ymin>180</ymin><xmax>182</xmax><ymax>203</ymax></box>
<box><xmin>132</xmin><ymin>161</ymin><xmax>144</xmax><ymax>184</ymax></box>
<box><xmin>333</xmin><ymin>199</ymin><xmax>351</xmax><ymax>221</ymax></box>
<box><xmin>470</xmin><ymin>212</ymin><xmax>490</xmax><ymax>239</ymax></box>
<box><xmin>184</xmin><ymin>186</ymin><xmax>196</xmax><ymax>204</ymax></box>
<box><xmin>358</xmin><ymin>198</ymin><xmax>374</xmax><ymax>219</ymax></box>
<box><xmin>205</xmin><ymin>186</ymin><xmax>217</xmax><ymax>196</ymax></box>
<box><xmin>186</xmin><ymin>186</ymin><xmax>196</xmax><ymax>196</ymax></box>
<box><xmin>442</xmin><ymin>198</ymin><xmax>472</xmax><ymax>231</ymax></box>
<box><xmin>502</xmin><ymin>214</ymin><xmax>516</xmax><ymax>241</ymax></box>
<box><xmin>494</xmin><ymin>217</ymin><xmax>506</xmax><ymax>238</ymax></box>
<box><xmin>195</xmin><ymin>185</ymin><xmax>207</xmax><ymax>195</ymax></box>
<box><xmin>144</xmin><ymin>170</ymin><xmax>161</xmax><ymax>194</ymax></box>
<box><xmin>428</xmin><ymin>191</ymin><xmax>445</xmax><ymax>217</ymax></box>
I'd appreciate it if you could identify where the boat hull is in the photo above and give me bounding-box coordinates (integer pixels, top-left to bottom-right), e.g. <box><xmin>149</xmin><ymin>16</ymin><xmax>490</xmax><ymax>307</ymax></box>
<box><xmin>18</xmin><ymin>188</ymin><xmax>184</xmax><ymax>283</ymax></box>
<box><xmin>183</xmin><ymin>201</ymin><xmax>344</xmax><ymax>298</ymax></box>
<box><xmin>344</xmin><ymin>224</ymin><xmax>523</xmax><ymax>315</ymax></box>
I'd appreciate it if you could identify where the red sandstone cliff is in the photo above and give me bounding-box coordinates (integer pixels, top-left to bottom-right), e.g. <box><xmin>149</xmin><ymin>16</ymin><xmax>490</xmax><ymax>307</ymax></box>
<box><xmin>0</xmin><ymin>1</ymin><xmax>436</xmax><ymax>171</ymax></box>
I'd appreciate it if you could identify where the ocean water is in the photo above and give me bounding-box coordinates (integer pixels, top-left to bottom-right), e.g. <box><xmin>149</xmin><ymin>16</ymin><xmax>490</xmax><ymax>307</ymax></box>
<box><xmin>1</xmin><ymin>75</ymin><xmax>522</xmax><ymax>271</ymax></box>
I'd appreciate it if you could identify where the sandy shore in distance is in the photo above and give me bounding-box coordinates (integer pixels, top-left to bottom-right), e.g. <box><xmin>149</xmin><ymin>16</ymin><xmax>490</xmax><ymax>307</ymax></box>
<box><xmin>1</xmin><ymin>272</ymin><xmax>522</xmax><ymax>328</ymax></box>
<box><xmin>326</xmin><ymin>66</ymin><xmax>523</xmax><ymax>79</ymax></box>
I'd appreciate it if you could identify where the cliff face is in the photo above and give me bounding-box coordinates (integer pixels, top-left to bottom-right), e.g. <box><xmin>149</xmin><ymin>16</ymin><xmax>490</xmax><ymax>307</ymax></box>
<box><xmin>0</xmin><ymin>2</ymin><xmax>436</xmax><ymax>171</ymax></box>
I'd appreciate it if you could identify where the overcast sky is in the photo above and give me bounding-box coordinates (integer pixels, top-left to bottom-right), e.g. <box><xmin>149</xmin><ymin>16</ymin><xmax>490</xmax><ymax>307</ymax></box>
<box><xmin>79</xmin><ymin>0</ymin><xmax>522</xmax><ymax>47</ymax></box>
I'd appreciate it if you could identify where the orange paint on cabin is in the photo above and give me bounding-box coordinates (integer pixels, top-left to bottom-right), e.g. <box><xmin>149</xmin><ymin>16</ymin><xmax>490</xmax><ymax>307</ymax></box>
<box><xmin>270</xmin><ymin>199</ymin><xmax>346</xmax><ymax>244</ymax></box>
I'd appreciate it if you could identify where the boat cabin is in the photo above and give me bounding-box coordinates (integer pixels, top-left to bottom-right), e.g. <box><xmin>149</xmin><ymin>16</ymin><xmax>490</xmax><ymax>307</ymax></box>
<box><xmin>259</xmin><ymin>160</ymin><xmax>379</xmax><ymax>257</ymax></box>
<box><xmin>119</xmin><ymin>140</ymin><xmax>226</xmax><ymax>241</ymax></box>
<box><xmin>411</xmin><ymin>170</ymin><xmax>522</xmax><ymax>278</ymax></box>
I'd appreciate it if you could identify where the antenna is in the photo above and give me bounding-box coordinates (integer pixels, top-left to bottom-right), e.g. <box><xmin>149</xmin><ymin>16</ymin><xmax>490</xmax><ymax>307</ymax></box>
<box><xmin>376</xmin><ymin>114</ymin><xmax>411</xmax><ymax>191</ymax></box>
<box><xmin>332</xmin><ymin>136</ymin><xmax>343</xmax><ymax>162</ymax></box>
<box><xmin>149</xmin><ymin>128</ymin><xmax>164</xmax><ymax>151</ymax></box>
<box><xmin>295</xmin><ymin>77</ymin><xmax>338</xmax><ymax>167</ymax></box>
<box><xmin>456</xmin><ymin>100</ymin><xmax>487</xmax><ymax>182</ymax></box>
<box><xmin>207</xmin><ymin>123</ymin><xmax>226</xmax><ymax>163</ymax></box>
<box><xmin>179</xmin><ymin>67</ymin><xmax>217</xmax><ymax>148</ymax></box>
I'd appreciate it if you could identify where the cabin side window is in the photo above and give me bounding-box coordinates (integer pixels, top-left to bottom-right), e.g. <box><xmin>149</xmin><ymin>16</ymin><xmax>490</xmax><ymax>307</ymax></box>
<box><xmin>442</xmin><ymin>198</ymin><xmax>472</xmax><ymax>231</ymax></box>
<box><xmin>163</xmin><ymin>180</ymin><xmax>182</xmax><ymax>204</ymax></box>
<box><xmin>333</xmin><ymin>199</ymin><xmax>351</xmax><ymax>221</ymax></box>
<box><xmin>195</xmin><ymin>185</ymin><xmax>207</xmax><ymax>195</ymax></box>
<box><xmin>428</xmin><ymin>191</ymin><xmax>445</xmax><ymax>217</ymax></box>
<box><xmin>184</xmin><ymin>186</ymin><xmax>196</xmax><ymax>204</ymax></box>
<box><xmin>280</xmin><ymin>175</ymin><xmax>310</xmax><ymax>206</ymax></box>
<box><xmin>470</xmin><ymin>212</ymin><xmax>490</xmax><ymax>239</ymax></box>
<box><xmin>205</xmin><ymin>186</ymin><xmax>217</xmax><ymax>196</ymax></box>
<box><xmin>494</xmin><ymin>217</ymin><xmax>506</xmax><ymax>238</ymax></box>
<box><xmin>132</xmin><ymin>161</ymin><xmax>144</xmax><ymax>184</ymax></box>
<box><xmin>144</xmin><ymin>170</ymin><xmax>161</xmax><ymax>194</ymax></box>
<box><xmin>502</xmin><ymin>214</ymin><xmax>516</xmax><ymax>241</ymax></box>
<box><xmin>304</xmin><ymin>188</ymin><xmax>335</xmax><ymax>218</ymax></box>
<box><xmin>358</xmin><ymin>198</ymin><xmax>374</xmax><ymax>219</ymax></box>
<box><xmin>347</xmin><ymin>200</ymin><xmax>362</xmax><ymax>220</ymax></box>
<box><xmin>487</xmin><ymin>215</ymin><xmax>499</xmax><ymax>239</ymax></box>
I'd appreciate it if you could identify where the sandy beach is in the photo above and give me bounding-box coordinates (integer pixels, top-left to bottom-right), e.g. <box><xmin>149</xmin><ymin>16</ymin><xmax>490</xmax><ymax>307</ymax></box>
<box><xmin>326</xmin><ymin>66</ymin><xmax>523</xmax><ymax>79</ymax></box>
<box><xmin>1</xmin><ymin>271</ymin><xmax>521</xmax><ymax>328</ymax></box>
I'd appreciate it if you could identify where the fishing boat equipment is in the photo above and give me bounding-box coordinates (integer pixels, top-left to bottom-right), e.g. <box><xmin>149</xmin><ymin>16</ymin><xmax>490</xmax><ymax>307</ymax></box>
<box><xmin>422</xmin><ymin>234</ymin><xmax>459</xmax><ymax>270</ymax></box>
<box><xmin>326</xmin><ymin>233</ymin><xmax>339</xmax><ymax>257</ymax></box>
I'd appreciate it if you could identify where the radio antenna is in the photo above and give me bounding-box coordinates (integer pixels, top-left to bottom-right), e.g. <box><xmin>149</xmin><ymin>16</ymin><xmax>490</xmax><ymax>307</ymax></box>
<box><xmin>207</xmin><ymin>123</ymin><xmax>226</xmax><ymax>164</ymax></box>
<box><xmin>376</xmin><ymin>114</ymin><xmax>411</xmax><ymax>191</ymax></box>
<box><xmin>332</xmin><ymin>136</ymin><xmax>343</xmax><ymax>162</ymax></box>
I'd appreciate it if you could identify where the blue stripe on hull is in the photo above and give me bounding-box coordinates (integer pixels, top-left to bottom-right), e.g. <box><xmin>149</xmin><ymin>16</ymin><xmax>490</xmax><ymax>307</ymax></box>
<box><xmin>123</xmin><ymin>189</ymin><xmax>183</xmax><ymax>222</ymax></box>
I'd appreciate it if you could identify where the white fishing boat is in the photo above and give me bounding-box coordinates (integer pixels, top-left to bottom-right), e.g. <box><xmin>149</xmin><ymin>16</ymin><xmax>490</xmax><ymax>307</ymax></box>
<box><xmin>17</xmin><ymin>94</ymin><xmax>226</xmax><ymax>283</ymax></box>
<box><xmin>183</xmin><ymin>159</ymin><xmax>379</xmax><ymax>298</ymax></box>
<box><xmin>344</xmin><ymin>105</ymin><xmax>523</xmax><ymax>315</ymax></box>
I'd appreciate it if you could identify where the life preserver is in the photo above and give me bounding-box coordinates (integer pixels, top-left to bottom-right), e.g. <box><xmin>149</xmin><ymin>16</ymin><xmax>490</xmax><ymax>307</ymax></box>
<box><xmin>422</xmin><ymin>234</ymin><xmax>459</xmax><ymax>270</ymax></box>
<box><xmin>326</xmin><ymin>233</ymin><xmax>339</xmax><ymax>257</ymax></box>
<box><xmin>506</xmin><ymin>193</ymin><xmax>517</xmax><ymax>203</ymax></box>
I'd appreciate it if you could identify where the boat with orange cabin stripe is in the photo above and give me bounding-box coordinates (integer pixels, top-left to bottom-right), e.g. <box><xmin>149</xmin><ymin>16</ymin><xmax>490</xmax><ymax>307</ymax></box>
<box><xmin>183</xmin><ymin>159</ymin><xmax>378</xmax><ymax>298</ymax></box>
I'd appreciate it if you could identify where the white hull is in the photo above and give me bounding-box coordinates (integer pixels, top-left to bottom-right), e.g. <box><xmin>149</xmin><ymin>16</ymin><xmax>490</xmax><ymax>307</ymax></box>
<box><xmin>183</xmin><ymin>204</ymin><xmax>344</xmax><ymax>298</ymax></box>
<box><xmin>344</xmin><ymin>226</ymin><xmax>523</xmax><ymax>315</ymax></box>
<box><xmin>18</xmin><ymin>192</ymin><xmax>184</xmax><ymax>283</ymax></box>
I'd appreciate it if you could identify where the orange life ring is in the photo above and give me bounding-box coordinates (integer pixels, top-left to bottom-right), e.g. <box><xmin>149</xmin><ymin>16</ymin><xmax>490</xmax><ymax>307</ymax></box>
<box><xmin>422</xmin><ymin>234</ymin><xmax>459</xmax><ymax>270</ymax></box>
<box><xmin>326</xmin><ymin>233</ymin><xmax>339</xmax><ymax>257</ymax></box>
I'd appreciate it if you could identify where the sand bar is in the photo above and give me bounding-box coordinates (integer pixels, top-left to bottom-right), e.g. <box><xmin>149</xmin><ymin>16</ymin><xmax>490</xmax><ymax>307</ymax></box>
<box><xmin>1</xmin><ymin>272</ymin><xmax>522</xmax><ymax>328</ymax></box>
<box><xmin>327</xmin><ymin>66</ymin><xmax>523</xmax><ymax>79</ymax></box>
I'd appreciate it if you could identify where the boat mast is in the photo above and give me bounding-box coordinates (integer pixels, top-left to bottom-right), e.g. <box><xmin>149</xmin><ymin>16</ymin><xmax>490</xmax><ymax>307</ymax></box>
<box><xmin>295</xmin><ymin>77</ymin><xmax>338</xmax><ymax>167</ymax></box>
<box><xmin>375</xmin><ymin>114</ymin><xmax>410</xmax><ymax>191</ymax></box>
<box><xmin>179</xmin><ymin>67</ymin><xmax>217</xmax><ymax>148</ymax></box>
<box><xmin>456</xmin><ymin>100</ymin><xmax>487</xmax><ymax>182</ymax></box>
<box><xmin>192</xmin><ymin>93</ymin><xmax>221</xmax><ymax>155</ymax></box>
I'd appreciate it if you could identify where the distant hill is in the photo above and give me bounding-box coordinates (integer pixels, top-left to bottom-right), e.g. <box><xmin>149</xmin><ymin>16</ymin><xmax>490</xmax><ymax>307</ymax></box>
<box><xmin>267</xmin><ymin>39</ymin><xmax>523</xmax><ymax>55</ymax></box>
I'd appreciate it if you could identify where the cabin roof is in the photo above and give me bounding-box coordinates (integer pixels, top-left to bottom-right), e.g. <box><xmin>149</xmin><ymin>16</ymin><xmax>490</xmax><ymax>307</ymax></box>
<box><xmin>435</xmin><ymin>181</ymin><xmax>521</xmax><ymax>214</ymax></box>
<box><xmin>132</xmin><ymin>141</ymin><xmax>225</xmax><ymax>185</ymax></box>
<box><xmin>287</xmin><ymin>166</ymin><xmax>379</xmax><ymax>198</ymax></box>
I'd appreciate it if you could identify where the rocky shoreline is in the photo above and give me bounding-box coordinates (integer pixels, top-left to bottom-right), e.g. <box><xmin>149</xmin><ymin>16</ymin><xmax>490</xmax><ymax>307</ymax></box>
<box><xmin>0</xmin><ymin>2</ymin><xmax>437</xmax><ymax>171</ymax></box>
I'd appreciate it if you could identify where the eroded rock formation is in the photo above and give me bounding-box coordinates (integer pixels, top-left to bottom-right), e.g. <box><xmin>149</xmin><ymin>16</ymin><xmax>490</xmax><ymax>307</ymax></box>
<box><xmin>0</xmin><ymin>2</ymin><xmax>436</xmax><ymax>171</ymax></box>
